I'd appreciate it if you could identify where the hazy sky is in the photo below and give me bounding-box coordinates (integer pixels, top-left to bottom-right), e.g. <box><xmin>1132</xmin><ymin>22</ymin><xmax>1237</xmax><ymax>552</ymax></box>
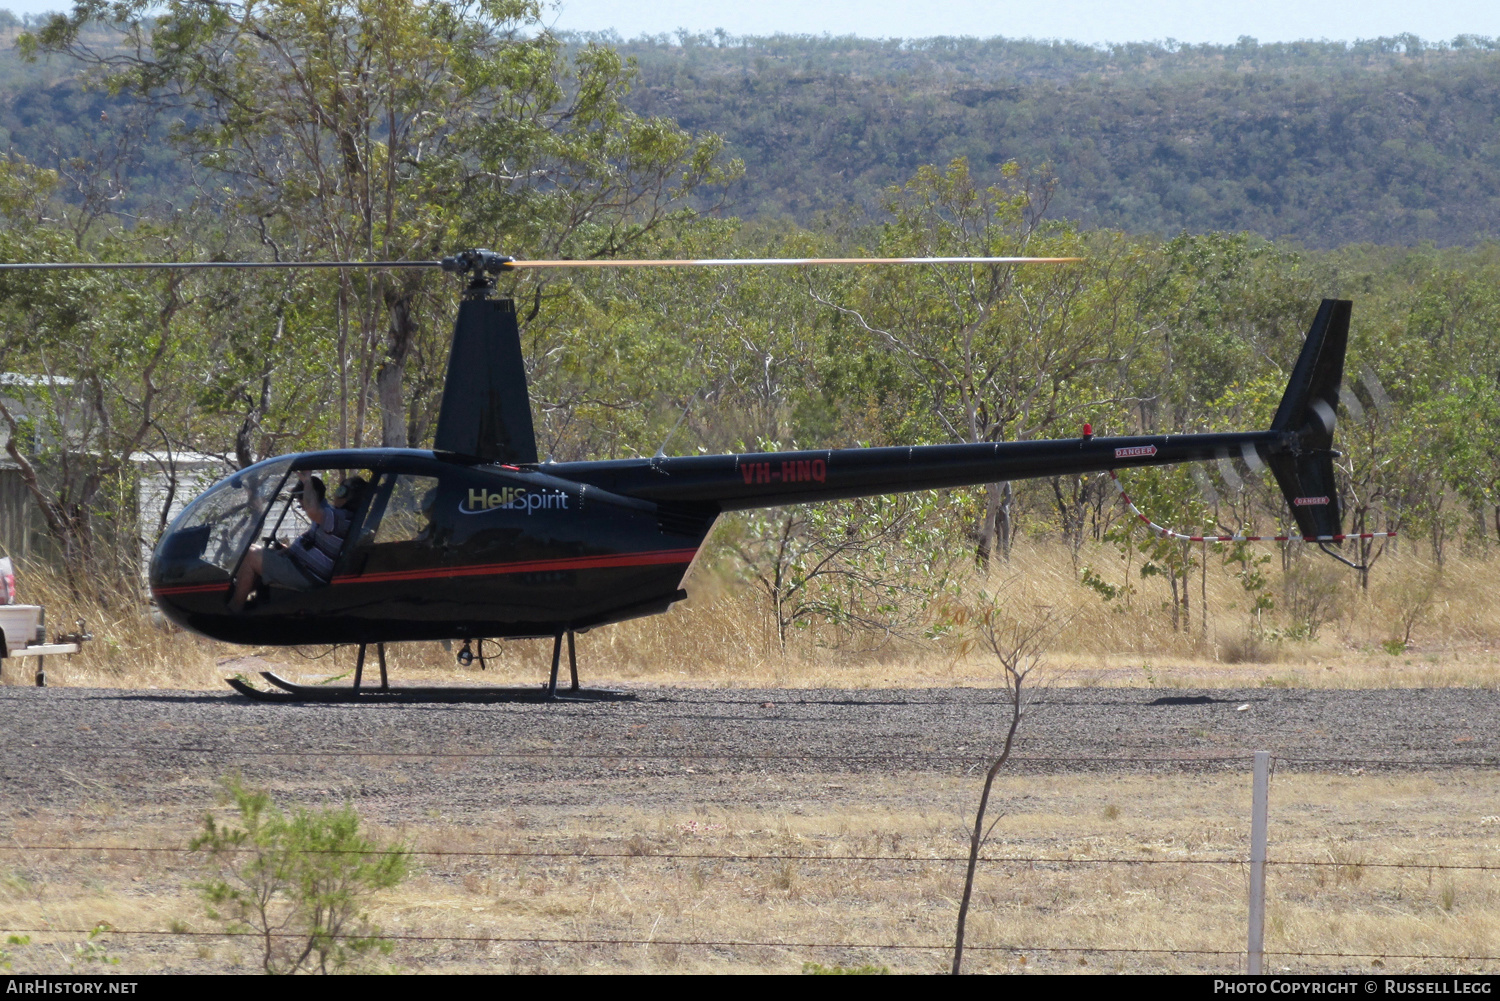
<box><xmin>0</xmin><ymin>0</ymin><xmax>1495</xmax><ymax>46</ymax></box>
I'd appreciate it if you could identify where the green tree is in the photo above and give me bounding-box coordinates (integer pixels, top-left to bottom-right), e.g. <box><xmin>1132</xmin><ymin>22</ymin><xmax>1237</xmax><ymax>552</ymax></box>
<box><xmin>31</xmin><ymin>0</ymin><xmax>733</xmax><ymax>450</ymax></box>
<box><xmin>1424</xmin><ymin>381</ymin><xmax>1500</xmax><ymax>546</ymax></box>
<box><xmin>0</xmin><ymin>159</ymin><xmax>194</xmax><ymax>586</ymax></box>
<box><xmin>1106</xmin><ymin>465</ymin><xmax>1213</xmax><ymax>631</ymax></box>
<box><xmin>723</xmin><ymin>464</ymin><xmax>964</xmax><ymax>650</ymax></box>
<box><xmin>191</xmin><ymin>775</ymin><xmax>411</xmax><ymax>975</ymax></box>
<box><xmin>814</xmin><ymin>158</ymin><xmax>1150</xmax><ymax>562</ymax></box>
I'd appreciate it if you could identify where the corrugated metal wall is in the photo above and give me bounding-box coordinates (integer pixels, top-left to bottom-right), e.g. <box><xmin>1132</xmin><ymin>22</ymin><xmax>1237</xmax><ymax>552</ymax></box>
<box><xmin>0</xmin><ymin>466</ymin><xmax>57</xmax><ymax>564</ymax></box>
<box><xmin>0</xmin><ymin>457</ymin><xmax>228</xmax><ymax>575</ymax></box>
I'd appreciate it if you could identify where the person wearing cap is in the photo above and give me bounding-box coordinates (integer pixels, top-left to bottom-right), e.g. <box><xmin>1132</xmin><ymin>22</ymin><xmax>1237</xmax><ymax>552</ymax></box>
<box><xmin>229</xmin><ymin>471</ymin><xmax>365</xmax><ymax>612</ymax></box>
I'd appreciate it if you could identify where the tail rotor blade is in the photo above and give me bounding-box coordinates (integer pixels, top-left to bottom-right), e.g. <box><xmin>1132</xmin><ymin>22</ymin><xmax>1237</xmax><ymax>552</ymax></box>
<box><xmin>1360</xmin><ymin>364</ymin><xmax>1394</xmax><ymax>423</ymax></box>
<box><xmin>1338</xmin><ymin>386</ymin><xmax>1366</xmax><ymax>423</ymax></box>
<box><xmin>1215</xmin><ymin>451</ymin><xmax>1244</xmax><ymax>492</ymax></box>
<box><xmin>1191</xmin><ymin>465</ymin><xmax>1220</xmax><ymax>506</ymax></box>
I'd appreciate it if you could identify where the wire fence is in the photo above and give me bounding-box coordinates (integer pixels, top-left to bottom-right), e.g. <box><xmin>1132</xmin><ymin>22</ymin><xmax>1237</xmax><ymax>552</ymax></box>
<box><xmin>2</xmin><ymin>744</ymin><xmax>1497</xmax><ymax>971</ymax></box>
<box><xmin>1</xmin><ymin>844</ymin><xmax>1498</xmax><ymax>871</ymax></box>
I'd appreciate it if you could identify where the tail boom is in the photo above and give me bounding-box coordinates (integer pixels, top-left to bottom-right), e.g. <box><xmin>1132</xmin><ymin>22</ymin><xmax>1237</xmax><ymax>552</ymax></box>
<box><xmin>550</xmin><ymin>298</ymin><xmax>1378</xmax><ymax>548</ymax></box>
<box><xmin>555</xmin><ymin>430</ymin><xmax>1294</xmax><ymax>510</ymax></box>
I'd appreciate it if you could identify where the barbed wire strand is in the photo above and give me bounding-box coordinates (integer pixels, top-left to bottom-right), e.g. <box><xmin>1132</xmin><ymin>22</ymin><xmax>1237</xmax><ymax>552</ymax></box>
<box><xmin>2</xmin><ymin>844</ymin><xmax>1498</xmax><ymax>871</ymax></box>
<box><xmin>0</xmin><ymin>928</ymin><xmax>1496</xmax><ymax>962</ymax></box>
<box><xmin>0</xmin><ymin>745</ymin><xmax>1249</xmax><ymax>762</ymax></box>
<box><xmin>1272</xmin><ymin>755</ymin><xmax>1500</xmax><ymax>768</ymax></box>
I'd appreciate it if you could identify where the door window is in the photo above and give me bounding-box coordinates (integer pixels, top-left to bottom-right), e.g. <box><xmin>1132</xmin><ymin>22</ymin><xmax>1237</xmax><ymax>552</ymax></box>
<box><xmin>371</xmin><ymin>475</ymin><xmax>441</xmax><ymax>545</ymax></box>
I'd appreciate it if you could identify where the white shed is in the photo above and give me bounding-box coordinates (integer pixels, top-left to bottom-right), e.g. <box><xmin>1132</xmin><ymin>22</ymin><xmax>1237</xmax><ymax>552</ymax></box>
<box><xmin>132</xmin><ymin>451</ymin><xmax>232</xmax><ymax>575</ymax></box>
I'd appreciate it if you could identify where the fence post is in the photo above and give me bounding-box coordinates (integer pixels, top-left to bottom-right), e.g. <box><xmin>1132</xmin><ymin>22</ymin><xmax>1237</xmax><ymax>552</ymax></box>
<box><xmin>1247</xmin><ymin>749</ymin><xmax>1270</xmax><ymax>975</ymax></box>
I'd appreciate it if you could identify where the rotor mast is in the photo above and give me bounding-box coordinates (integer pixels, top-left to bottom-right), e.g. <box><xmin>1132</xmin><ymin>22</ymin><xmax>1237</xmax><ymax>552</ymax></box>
<box><xmin>440</xmin><ymin>248</ymin><xmax>516</xmax><ymax>300</ymax></box>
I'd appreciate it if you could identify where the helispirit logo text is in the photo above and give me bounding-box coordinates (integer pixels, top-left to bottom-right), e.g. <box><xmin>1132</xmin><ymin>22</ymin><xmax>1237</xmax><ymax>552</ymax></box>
<box><xmin>461</xmin><ymin>486</ymin><xmax>571</xmax><ymax>515</ymax></box>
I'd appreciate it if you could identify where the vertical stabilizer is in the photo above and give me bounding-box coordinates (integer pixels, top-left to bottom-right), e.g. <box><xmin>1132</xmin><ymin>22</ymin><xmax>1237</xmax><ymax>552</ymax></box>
<box><xmin>1267</xmin><ymin>298</ymin><xmax>1351</xmax><ymax>539</ymax></box>
<box><xmin>432</xmin><ymin>298</ymin><xmax>539</xmax><ymax>464</ymax></box>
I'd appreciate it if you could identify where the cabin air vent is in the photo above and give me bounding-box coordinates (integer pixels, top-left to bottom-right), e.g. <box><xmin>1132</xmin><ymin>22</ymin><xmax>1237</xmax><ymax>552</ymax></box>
<box><xmin>656</xmin><ymin>502</ymin><xmax>718</xmax><ymax>538</ymax></box>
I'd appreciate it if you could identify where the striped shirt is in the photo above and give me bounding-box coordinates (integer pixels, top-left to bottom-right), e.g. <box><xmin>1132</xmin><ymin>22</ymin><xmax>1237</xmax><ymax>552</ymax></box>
<box><xmin>288</xmin><ymin>506</ymin><xmax>353</xmax><ymax>584</ymax></box>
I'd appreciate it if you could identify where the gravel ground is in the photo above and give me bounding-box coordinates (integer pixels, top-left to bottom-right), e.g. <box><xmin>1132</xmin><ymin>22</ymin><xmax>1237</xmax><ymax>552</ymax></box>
<box><xmin>2</xmin><ymin>684</ymin><xmax>1497</xmax><ymax>975</ymax></box>
<box><xmin>1</xmin><ymin>685</ymin><xmax>1494</xmax><ymax>817</ymax></box>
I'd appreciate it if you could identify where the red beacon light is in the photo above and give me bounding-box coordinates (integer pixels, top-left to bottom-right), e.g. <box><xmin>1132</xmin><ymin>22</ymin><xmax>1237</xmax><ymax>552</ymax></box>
<box><xmin>1082</xmin><ymin>423</ymin><xmax>1093</xmax><ymax>440</ymax></box>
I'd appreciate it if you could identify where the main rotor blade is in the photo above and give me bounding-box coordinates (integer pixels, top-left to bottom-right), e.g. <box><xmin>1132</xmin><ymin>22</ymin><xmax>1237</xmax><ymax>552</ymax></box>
<box><xmin>505</xmin><ymin>256</ymin><xmax>1084</xmax><ymax>268</ymax></box>
<box><xmin>0</xmin><ymin>255</ymin><xmax>1081</xmax><ymax>271</ymax></box>
<box><xmin>0</xmin><ymin>260</ymin><xmax>442</xmax><ymax>270</ymax></box>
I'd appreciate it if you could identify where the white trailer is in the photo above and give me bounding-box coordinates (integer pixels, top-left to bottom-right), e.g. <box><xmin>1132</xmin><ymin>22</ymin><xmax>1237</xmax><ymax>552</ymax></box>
<box><xmin>0</xmin><ymin>558</ymin><xmax>89</xmax><ymax>686</ymax></box>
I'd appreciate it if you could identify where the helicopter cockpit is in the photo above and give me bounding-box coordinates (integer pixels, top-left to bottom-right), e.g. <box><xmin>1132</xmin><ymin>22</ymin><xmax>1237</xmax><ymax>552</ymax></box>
<box><xmin>147</xmin><ymin>449</ymin><xmax>661</xmax><ymax>645</ymax></box>
<box><xmin>151</xmin><ymin>456</ymin><xmax>294</xmax><ymax>589</ymax></box>
<box><xmin>149</xmin><ymin>455</ymin><xmax>392</xmax><ymax>603</ymax></box>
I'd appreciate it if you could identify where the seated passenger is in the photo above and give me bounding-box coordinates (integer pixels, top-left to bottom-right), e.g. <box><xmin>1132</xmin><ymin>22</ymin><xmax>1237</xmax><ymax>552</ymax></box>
<box><xmin>414</xmin><ymin>487</ymin><xmax>440</xmax><ymax>544</ymax></box>
<box><xmin>229</xmin><ymin>472</ymin><xmax>364</xmax><ymax>611</ymax></box>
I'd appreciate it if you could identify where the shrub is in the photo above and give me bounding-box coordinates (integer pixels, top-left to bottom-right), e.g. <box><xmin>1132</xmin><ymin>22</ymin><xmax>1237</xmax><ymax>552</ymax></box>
<box><xmin>191</xmin><ymin>775</ymin><xmax>411</xmax><ymax>975</ymax></box>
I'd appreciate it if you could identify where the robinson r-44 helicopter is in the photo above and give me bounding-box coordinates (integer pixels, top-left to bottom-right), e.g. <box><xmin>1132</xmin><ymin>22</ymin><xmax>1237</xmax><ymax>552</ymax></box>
<box><xmin>4</xmin><ymin>250</ymin><xmax>1376</xmax><ymax>702</ymax></box>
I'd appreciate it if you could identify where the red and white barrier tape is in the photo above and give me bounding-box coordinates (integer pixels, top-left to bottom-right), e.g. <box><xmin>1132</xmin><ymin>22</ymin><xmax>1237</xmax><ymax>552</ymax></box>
<box><xmin>1108</xmin><ymin>470</ymin><xmax>1396</xmax><ymax>544</ymax></box>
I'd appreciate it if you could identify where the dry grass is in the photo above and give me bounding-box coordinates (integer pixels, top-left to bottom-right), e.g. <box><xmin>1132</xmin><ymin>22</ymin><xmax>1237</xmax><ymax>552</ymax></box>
<box><xmin>5</xmin><ymin>540</ymin><xmax>1500</xmax><ymax>691</ymax></box>
<box><xmin>2</xmin><ymin>771</ymin><xmax>1497</xmax><ymax>973</ymax></box>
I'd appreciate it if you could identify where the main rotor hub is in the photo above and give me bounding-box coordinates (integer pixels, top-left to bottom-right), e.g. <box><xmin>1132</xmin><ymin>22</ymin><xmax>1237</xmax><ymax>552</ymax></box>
<box><xmin>440</xmin><ymin>249</ymin><xmax>515</xmax><ymax>299</ymax></box>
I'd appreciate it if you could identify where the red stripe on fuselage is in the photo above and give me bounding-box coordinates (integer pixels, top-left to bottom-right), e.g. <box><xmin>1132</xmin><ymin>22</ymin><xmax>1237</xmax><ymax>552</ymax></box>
<box><xmin>151</xmin><ymin>548</ymin><xmax>700</xmax><ymax>600</ymax></box>
<box><xmin>151</xmin><ymin>582</ymin><xmax>229</xmax><ymax>596</ymax></box>
<box><xmin>330</xmin><ymin>548</ymin><xmax>701</xmax><ymax>586</ymax></box>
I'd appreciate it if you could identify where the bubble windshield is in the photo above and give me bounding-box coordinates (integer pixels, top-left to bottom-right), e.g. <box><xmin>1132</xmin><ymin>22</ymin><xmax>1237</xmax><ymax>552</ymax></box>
<box><xmin>159</xmin><ymin>458</ymin><xmax>292</xmax><ymax>573</ymax></box>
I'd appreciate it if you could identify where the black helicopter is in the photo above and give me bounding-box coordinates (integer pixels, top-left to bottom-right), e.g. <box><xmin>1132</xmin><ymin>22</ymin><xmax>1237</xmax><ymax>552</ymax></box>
<box><xmin>4</xmin><ymin>250</ymin><xmax>1367</xmax><ymax>702</ymax></box>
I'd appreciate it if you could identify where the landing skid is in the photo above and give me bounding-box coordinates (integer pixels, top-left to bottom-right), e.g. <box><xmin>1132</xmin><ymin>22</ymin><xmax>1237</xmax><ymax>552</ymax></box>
<box><xmin>227</xmin><ymin>671</ymin><xmax>632</xmax><ymax>703</ymax></box>
<box><xmin>225</xmin><ymin>630</ymin><xmax>629</xmax><ymax>704</ymax></box>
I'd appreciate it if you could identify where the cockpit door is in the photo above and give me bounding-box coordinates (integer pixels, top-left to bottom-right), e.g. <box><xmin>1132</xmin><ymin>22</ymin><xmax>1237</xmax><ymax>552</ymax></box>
<box><xmin>338</xmin><ymin>472</ymin><xmax>443</xmax><ymax>578</ymax></box>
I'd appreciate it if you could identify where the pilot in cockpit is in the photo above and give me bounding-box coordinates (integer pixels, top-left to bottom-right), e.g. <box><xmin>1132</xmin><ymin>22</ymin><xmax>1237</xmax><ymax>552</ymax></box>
<box><xmin>229</xmin><ymin>471</ymin><xmax>365</xmax><ymax>611</ymax></box>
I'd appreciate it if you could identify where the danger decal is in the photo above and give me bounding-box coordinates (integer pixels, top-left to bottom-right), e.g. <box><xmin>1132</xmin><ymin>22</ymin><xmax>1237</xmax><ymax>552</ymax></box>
<box><xmin>1113</xmin><ymin>445</ymin><xmax>1157</xmax><ymax>459</ymax></box>
<box><xmin>1293</xmin><ymin>496</ymin><xmax>1331</xmax><ymax>507</ymax></box>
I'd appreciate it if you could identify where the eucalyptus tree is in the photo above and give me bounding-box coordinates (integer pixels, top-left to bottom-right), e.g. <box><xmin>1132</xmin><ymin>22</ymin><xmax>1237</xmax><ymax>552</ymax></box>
<box><xmin>812</xmin><ymin>158</ymin><xmax>1153</xmax><ymax>563</ymax></box>
<box><xmin>30</xmin><ymin>0</ymin><xmax>732</xmax><ymax>450</ymax></box>
<box><xmin>0</xmin><ymin>159</ymin><xmax>194</xmax><ymax>588</ymax></box>
<box><xmin>189</xmin><ymin>267</ymin><xmax>344</xmax><ymax>468</ymax></box>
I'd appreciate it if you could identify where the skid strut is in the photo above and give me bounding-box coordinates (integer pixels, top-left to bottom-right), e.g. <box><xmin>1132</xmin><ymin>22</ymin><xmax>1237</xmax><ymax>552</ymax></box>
<box><xmin>544</xmin><ymin>631</ymin><xmax>580</xmax><ymax>698</ymax></box>
<box><xmin>568</xmin><ymin>630</ymin><xmax>579</xmax><ymax>691</ymax></box>
<box><xmin>351</xmin><ymin>643</ymin><xmax>389</xmax><ymax>691</ymax></box>
<box><xmin>546</xmin><ymin>633</ymin><xmax>562</xmax><ymax>698</ymax></box>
